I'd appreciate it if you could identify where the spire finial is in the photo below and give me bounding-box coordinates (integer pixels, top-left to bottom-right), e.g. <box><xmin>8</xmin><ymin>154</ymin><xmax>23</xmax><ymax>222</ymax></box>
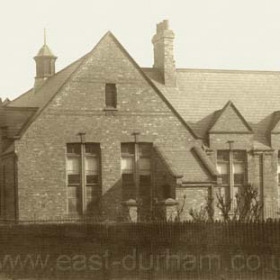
<box><xmin>44</xmin><ymin>28</ymin><xmax>46</xmax><ymax>45</ymax></box>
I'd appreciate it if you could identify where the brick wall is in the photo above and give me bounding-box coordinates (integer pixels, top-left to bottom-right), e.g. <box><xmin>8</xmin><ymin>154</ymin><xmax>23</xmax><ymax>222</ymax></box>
<box><xmin>14</xmin><ymin>34</ymin><xmax>201</xmax><ymax>221</ymax></box>
<box><xmin>1</xmin><ymin>154</ymin><xmax>17</xmax><ymax>220</ymax></box>
<box><xmin>209</xmin><ymin>132</ymin><xmax>279</xmax><ymax>219</ymax></box>
<box><xmin>10</xmin><ymin>32</ymin><xmax>280</xmax><ymax>222</ymax></box>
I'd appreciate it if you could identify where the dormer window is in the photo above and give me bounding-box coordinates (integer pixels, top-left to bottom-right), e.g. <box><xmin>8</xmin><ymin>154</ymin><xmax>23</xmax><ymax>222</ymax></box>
<box><xmin>105</xmin><ymin>83</ymin><xmax>117</xmax><ymax>108</ymax></box>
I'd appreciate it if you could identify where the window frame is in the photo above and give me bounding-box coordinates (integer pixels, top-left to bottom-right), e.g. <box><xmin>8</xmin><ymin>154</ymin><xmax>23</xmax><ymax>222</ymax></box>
<box><xmin>66</xmin><ymin>143</ymin><xmax>101</xmax><ymax>216</ymax></box>
<box><xmin>216</xmin><ymin>149</ymin><xmax>247</xmax><ymax>204</ymax></box>
<box><xmin>105</xmin><ymin>83</ymin><xmax>117</xmax><ymax>109</ymax></box>
<box><xmin>121</xmin><ymin>142</ymin><xmax>153</xmax><ymax>202</ymax></box>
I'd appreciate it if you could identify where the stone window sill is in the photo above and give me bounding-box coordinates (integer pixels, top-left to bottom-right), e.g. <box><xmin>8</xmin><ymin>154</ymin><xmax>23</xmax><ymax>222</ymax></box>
<box><xmin>103</xmin><ymin>107</ymin><xmax>118</xmax><ymax>111</ymax></box>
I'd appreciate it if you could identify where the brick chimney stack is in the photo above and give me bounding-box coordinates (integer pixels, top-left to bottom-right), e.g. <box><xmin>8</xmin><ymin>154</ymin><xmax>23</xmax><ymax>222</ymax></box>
<box><xmin>152</xmin><ymin>20</ymin><xmax>176</xmax><ymax>87</ymax></box>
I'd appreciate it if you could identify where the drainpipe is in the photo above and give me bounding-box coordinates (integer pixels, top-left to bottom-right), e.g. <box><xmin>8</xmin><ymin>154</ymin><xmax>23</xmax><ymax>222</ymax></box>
<box><xmin>227</xmin><ymin>140</ymin><xmax>234</xmax><ymax>206</ymax></box>
<box><xmin>77</xmin><ymin>132</ymin><xmax>86</xmax><ymax>214</ymax></box>
<box><xmin>260</xmin><ymin>153</ymin><xmax>264</xmax><ymax>219</ymax></box>
<box><xmin>132</xmin><ymin>132</ymin><xmax>140</xmax><ymax>204</ymax></box>
<box><xmin>13</xmin><ymin>153</ymin><xmax>19</xmax><ymax>222</ymax></box>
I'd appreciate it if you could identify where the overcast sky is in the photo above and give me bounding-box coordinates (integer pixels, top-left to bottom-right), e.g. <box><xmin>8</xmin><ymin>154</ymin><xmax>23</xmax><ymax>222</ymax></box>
<box><xmin>1</xmin><ymin>0</ymin><xmax>280</xmax><ymax>100</ymax></box>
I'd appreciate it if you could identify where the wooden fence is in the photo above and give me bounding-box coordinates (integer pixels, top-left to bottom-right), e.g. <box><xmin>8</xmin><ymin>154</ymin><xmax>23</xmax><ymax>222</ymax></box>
<box><xmin>0</xmin><ymin>220</ymin><xmax>279</xmax><ymax>279</ymax></box>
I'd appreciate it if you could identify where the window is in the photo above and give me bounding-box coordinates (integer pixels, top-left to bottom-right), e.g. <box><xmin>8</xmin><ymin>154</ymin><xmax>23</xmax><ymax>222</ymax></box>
<box><xmin>233</xmin><ymin>151</ymin><xmax>245</xmax><ymax>187</ymax></box>
<box><xmin>139</xmin><ymin>144</ymin><xmax>152</xmax><ymax>199</ymax></box>
<box><xmin>66</xmin><ymin>143</ymin><xmax>100</xmax><ymax>215</ymax></box>
<box><xmin>121</xmin><ymin>143</ymin><xmax>135</xmax><ymax>200</ymax></box>
<box><xmin>162</xmin><ymin>184</ymin><xmax>171</xmax><ymax>200</ymax></box>
<box><xmin>121</xmin><ymin>143</ymin><xmax>153</xmax><ymax>201</ymax></box>
<box><xmin>217</xmin><ymin>150</ymin><xmax>246</xmax><ymax>204</ymax></box>
<box><xmin>105</xmin><ymin>83</ymin><xmax>117</xmax><ymax>108</ymax></box>
<box><xmin>217</xmin><ymin>151</ymin><xmax>229</xmax><ymax>185</ymax></box>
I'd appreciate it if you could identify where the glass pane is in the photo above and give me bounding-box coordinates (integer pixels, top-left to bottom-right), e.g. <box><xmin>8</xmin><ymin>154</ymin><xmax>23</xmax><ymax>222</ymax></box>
<box><xmin>162</xmin><ymin>184</ymin><xmax>171</xmax><ymax>199</ymax></box>
<box><xmin>217</xmin><ymin>151</ymin><xmax>229</xmax><ymax>162</ymax></box>
<box><xmin>139</xmin><ymin>175</ymin><xmax>151</xmax><ymax>186</ymax></box>
<box><xmin>87</xmin><ymin>187</ymin><xmax>93</xmax><ymax>198</ymax></box>
<box><xmin>221</xmin><ymin>174</ymin><xmax>229</xmax><ymax>184</ymax></box>
<box><xmin>232</xmin><ymin>188</ymin><xmax>239</xmax><ymax>208</ymax></box>
<box><xmin>86</xmin><ymin>195</ymin><xmax>99</xmax><ymax>210</ymax></box>
<box><xmin>105</xmin><ymin>84</ymin><xmax>117</xmax><ymax>108</ymax></box>
<box><xmin>85</xmin><ymin>144</ymin><xmax>98</xmax><ymax>154</ymax></box>
<box><xmin>122</xmin><ymin>174</ymin><xmax>134</xmax><ymax>185</ymax></box>
<box><xmin>86</xmin><ymin>175</ymin><xmax>98</xmax><ymax>184</ymax></box>
<box><xmin>220</xmin><ymin>187</ymin><xmax>226</xmax><ymax>198</ymax></box>
<box><xmin>139</xmin><ymin>158</ymin><xmax>151</xmax><ymax>171</ymax></box>
<box><xmin>121</xmin><ymin>144</ymin><xmax>134</xmax><ymax>155</ymax></box>
<box><xmin>85</xmin><ymin>157</ymin><xmax>98</xmax><ymax>171</ymax></box>
<box><xmin>68</xmin><ymin>186</ymin><xmax>79</xmax><ymax>198</ymax></box>
<box><xmin>121</xmin><ymin>157</ymin><xmax>134</xmax><ymax>172</ymax></box>
<box><xmin>233</xmin><ymin>151</ymin><xmax>245</xmax><ymax>162</ymax></box>
<box><xmin>234</xmin><ymin>174</ymin><xmax>244</xmax><ymax>185</ymax></box>
<box><xmin>139</xmin><ymin>144</ymin><xmax>152</xmax><ymax>156</ymax></box>
<box><xmin>67</xmin><ymin>144</ymin><xmax>81</xmax><ymax>155</ymax></box>
<box><xmin>122</xmin><ymin>174</ymin><xmax>136</xmax><ymax>200</ymax></box>
<box><xmin>68</xmin><ymin>198</ymin><xmax>79</xmax><ymax>214</ymax></box>
<box><xmin>217</xmin><ymin>163</ymin><xmax>229</xmax><ymax>175</ymax></box>
<box><xmin>233</xmin><ymin>163</ymin><xmax>244</xmax><ymax>174</ymax></box>
<box><xmin>139</xmin><ymin>178</ymin><xmax>151</xmax><ymax>199</ymax></box>
<box><xmin>219</xmin><ymin>186</ymin><xmax>230</xmax><ymax>203</ymax></box>
<box><xmin>68</xmin><ymin>174</ymin><xmax>80</xmax><ymax>185</ymax></box>
<box><xmin>67</xmin><ymin>156</ymin><xmax>80</xmax><ymax>173</ymax></box>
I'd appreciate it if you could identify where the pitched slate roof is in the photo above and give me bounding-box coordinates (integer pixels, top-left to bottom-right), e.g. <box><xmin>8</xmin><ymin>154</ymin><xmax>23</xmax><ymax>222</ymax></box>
<box><xmin>144</xmin><ymin>68</ymin><xmax>280</xmax><ymax>146</ymax></box>
<box><xmin>0</xmin><ymin>106</ymin><xmax>38</xmax><ymax>153</ymax></box>
<box><xmin>3</xmin><ymin>107</ymin><xmax>38</xmax><ymax>138</ymax></box>
<box><xmin>145</xmin><ymin>68</ymin><xmax>280</xmax><ymax>122</ymax></box>
<box><xmin>9</xmin><ymin>35</ymin><xmax>280</xmax><ymax>148</ymax></box>
<box><xmin>154</xmin><ymin>145</ymin><xmax>214</xmax><ymax>182</ymax></box>
<box><xmin>9</xmin><ymin>32</ymin><xmax>197</xmax><ymax>139</ymax></box>
<box><xmin>10</xmin><ymin>58</ymin><xmax>84</xmax><ymax>108</ymax></box>
<box><xmin>191</xmin><ymin>145</ymin><xmax>219</xmax><ymax>177</ymax></box>
<box><xmin>271</xmin><ymin>111</ymin><xmax>280</xmax><ymax>133</ymax></box>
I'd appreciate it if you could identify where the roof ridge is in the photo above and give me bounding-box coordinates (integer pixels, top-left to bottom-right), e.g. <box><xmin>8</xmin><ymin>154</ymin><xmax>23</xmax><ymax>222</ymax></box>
<box><xmin>175</xmin><ymin>68</ymin><xmax>280</xmax><ymax>75</ymax></box>
<box><xmin>104</xmin><ymin>32</ymin><xmax>198</xmax><ymax>139</ymax></box>
<box><xmin>143</xmin><ymin>67</ymin><xmax>280</xmax><ymax>74</ymax></box>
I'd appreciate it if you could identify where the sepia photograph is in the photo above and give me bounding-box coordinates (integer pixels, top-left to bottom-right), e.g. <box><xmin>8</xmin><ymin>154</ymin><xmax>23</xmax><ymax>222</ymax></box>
<box><xmin>1</xmin><ymin>0</ymin><xmax>280</xmax><ymax>279</ymax></box>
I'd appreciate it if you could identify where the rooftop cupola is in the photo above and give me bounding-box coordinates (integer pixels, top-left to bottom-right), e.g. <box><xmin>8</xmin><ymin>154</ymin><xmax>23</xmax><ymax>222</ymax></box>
<box><xmin>34</xmin><ymin>29</ymin><xmax>57</xmax><ymax>91</ymax></box>
<box><xmin>152</xmin><ymin>20</ymin><xmax>176</xmax><ymax>87</ymax></box>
